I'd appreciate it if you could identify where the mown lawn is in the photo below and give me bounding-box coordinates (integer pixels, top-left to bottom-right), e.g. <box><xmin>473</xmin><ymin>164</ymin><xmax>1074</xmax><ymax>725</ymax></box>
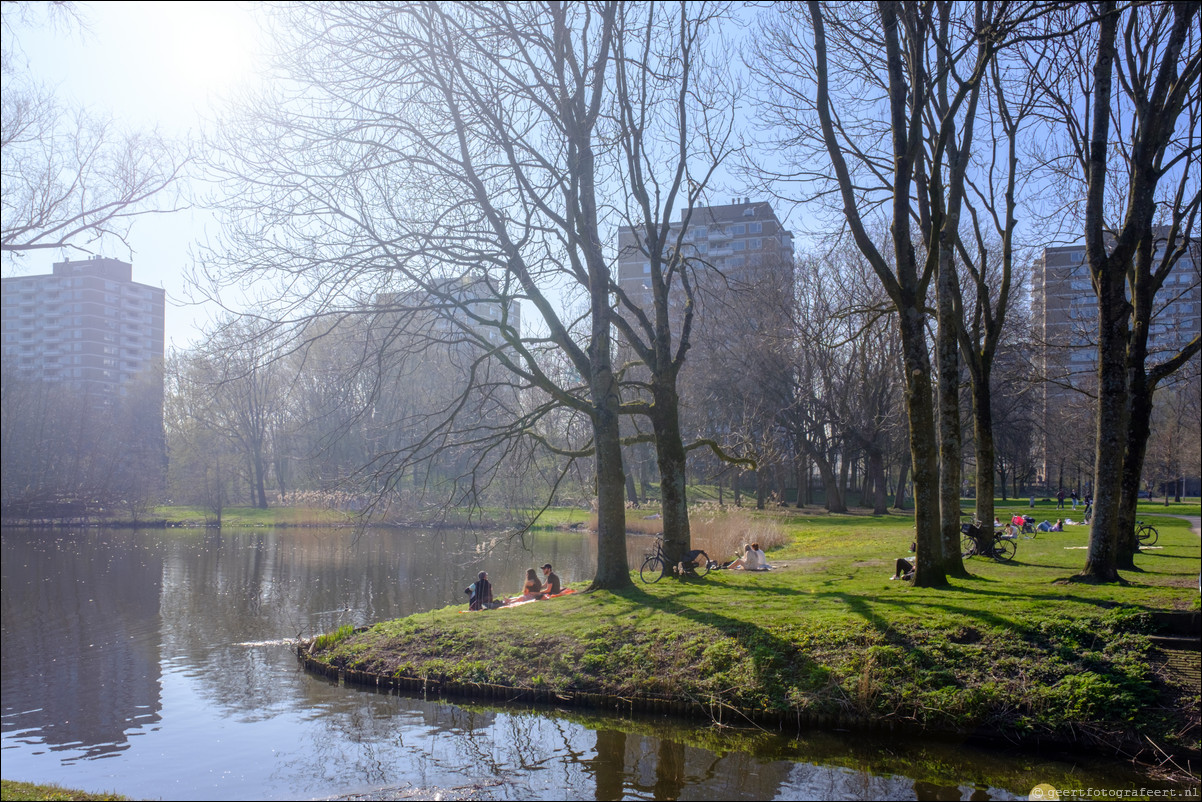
<box><xmin>306</xmin><ymin>502</ymin><xmax>1200</xmax><ymax>759</ymax></box>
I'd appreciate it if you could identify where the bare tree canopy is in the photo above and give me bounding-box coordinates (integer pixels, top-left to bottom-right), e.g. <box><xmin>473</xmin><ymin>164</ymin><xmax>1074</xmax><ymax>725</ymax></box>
<box><xmin>1</xmin><ymin>3</ymin><xmax>188</xmax><ymax>258</ymax></box>
<box><xmin>1025</xmin><ymin>1</ymin><xmax>1200</xmax><ymax>581</ymax></box>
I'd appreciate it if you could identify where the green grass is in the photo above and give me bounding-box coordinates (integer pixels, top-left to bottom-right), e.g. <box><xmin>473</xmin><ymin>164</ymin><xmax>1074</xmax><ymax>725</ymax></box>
<box><xmin>305</xmin><ymin>504</ymin><xmax>1201</xmax><ymax>756</ymax></box>
<box><xmin>0</xmin><ymin>780</ymin><xmax>128</xmax><ymax>801</ymax></box>
<box><xmin>150</xmin><ymin>505</ymin><xmax>354</xmax><ymax>527</ymax></box>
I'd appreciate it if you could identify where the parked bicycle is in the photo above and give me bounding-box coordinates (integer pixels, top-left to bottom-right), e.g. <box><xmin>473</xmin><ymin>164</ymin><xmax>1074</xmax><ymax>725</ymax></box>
<box><xmin>960</xmin><ymin>518</ymin><xmax>1018</xmax><ymax>563</ymax></box>
<box><xmin>640</xmin><ymin>538</ymin><xmax>714</xmax><ymax>583</ymax></box>
<box><xmin>1135</xmin><ymin>520</ymin><xmax>1159</xmax><ymax>547</ymax></box>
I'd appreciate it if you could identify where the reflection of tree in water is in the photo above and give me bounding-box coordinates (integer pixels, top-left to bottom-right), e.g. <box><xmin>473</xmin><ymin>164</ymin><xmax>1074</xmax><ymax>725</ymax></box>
<box><xmin>585</xmin><ymin>729</ymin><xmax>626</xmax><ymax>801</ymax></box>
<box><xmin>0</xmin><ymin>530</ymin><xmax>163</xmax><ymax>761</ymax></box>
<box><xmin>567</xmin><ymin>721</ymin><xmax>797</xmax><ymax>800</ymax></box>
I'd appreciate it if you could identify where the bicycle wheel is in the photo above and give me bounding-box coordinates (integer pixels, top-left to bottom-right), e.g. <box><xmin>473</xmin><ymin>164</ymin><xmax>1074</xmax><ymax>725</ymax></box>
<box><xmin>693</xmin><ymin>551</ymin><xmax>712</xmax><ymax>577</ymax></box>
<box><xmin>640</xmin><ymin>556</ymin><xmax>665</xmax><ymax>583</ymax></box>
<box><xmin>992</xmin><ymin>537</ymin><xmax>1017</xmax><ymax>563</ymax></box>
<box><xmin>1137</xmin><ymin>524</ymin><xmax>1159</xmax><ymax>547</ymax></box>
<box><xmin>961</xmin><ymin>533</ymin><xmax>976</xmax><ymax>558</ymax></box>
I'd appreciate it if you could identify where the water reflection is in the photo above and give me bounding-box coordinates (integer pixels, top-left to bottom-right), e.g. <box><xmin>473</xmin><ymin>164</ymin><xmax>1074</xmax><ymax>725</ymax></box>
<box><xmin>0</xmin><ymin>526</ymin><xmax>1173</xmax><ymax>801</ymax></box>
<box><xmin>1</xmin><ymin>531</ymin><xmax>162</xmax><ymax>761</ymax></box>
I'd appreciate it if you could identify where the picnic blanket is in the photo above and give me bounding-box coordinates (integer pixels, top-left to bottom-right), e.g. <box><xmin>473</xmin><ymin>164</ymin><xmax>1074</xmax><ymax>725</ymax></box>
<box><xmin>461</xmin><ymin>587</ymin><xmax>578</xmax><ymax>612</ymax></box>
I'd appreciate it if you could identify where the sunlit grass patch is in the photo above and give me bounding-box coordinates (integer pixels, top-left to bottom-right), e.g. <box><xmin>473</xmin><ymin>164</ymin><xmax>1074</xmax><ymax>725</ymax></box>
<box><xmin>0</xmin><ymin>780</ymin><xmax>128</xmax><ymax>801</ymax></box>
<box><xmin>304</xmin><ymin>503</ymin><xmax>1200</xmax><ymax>752</ymax></box>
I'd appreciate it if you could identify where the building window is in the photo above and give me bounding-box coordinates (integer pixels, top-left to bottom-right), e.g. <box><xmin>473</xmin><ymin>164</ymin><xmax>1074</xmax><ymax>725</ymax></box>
<box><xmin>749</xmin><ymin>239</ymin><xmax>761</xmax><ymax>250</ymax></box>
<box><xmin>731</xmin><ymin>224</ymin><xmax>745</xmax><ymax>235</ymax></box>
<box><xmin>732</xmin><ymin>241</ymin><xmax>745</xmax><ymax>251</ymax></box>
<box><xmin>749</xmin><ymin>222</ymin><xmax>762</xmax><ymax>233</ymax></box>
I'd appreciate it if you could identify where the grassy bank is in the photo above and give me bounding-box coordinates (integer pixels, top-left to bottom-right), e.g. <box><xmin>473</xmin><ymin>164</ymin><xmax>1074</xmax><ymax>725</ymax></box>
<box><xmin>304</xmin><ymin>506</ymin><xmax>1201</xmax><ymax>761</ymax></box>
<box><xmin>0</xmin><ymin>780</ymin><xmax>127</xmax><ymax>801</ymax></box>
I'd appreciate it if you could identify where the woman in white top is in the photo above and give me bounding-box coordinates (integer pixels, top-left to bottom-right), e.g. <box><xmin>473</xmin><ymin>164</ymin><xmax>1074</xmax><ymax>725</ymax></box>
<box><xmin>731</xmin><ymin>544</ymin><xmax>761</xmax><ymax>570</ymax></box>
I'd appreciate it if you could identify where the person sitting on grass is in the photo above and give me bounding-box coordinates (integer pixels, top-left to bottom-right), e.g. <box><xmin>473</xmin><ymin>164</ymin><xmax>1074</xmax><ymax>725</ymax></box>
<box><xmin>465</xmin><ymin>571</ymin><xmax>493</xmax><ymax>611</ymax></box>
<box><xmin>504</xmin><ymin>568</ymin><xmax>543</xmax><ymax>604</ymax></box>
<box><xmin>729</xmin><ymin>543</ymin><xmax>762</xmax><ymax>571</ymax></box>
<box><xmin>890</xmin><ymin>541</ymin><xmax>918</xmax><ymax>580</ymax></box>
<box><xmin>675</xmin><ymin>549</ymin><xmax>711</xmax><ymax>575</ymax></box>
<box><xmin>752</xmin><ymin>542</ymin><xmax>769</xmax><ymax>570</ymax></box>
<box><xmin>538</xmin><ymin>563</ymin><xmax>561</xmax><ymax>598</ymax></box>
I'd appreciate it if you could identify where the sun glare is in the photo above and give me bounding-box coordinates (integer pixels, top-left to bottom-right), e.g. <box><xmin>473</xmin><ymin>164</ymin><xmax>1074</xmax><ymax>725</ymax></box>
<box><xmin>139</xmin><ymin>2</ymin><xmax>264</xmax><ymax>106</ymax></box>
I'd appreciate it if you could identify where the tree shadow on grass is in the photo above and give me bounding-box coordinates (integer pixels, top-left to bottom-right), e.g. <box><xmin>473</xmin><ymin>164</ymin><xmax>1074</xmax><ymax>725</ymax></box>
<box><xmin>607</xmin><ymin>583</ymin><xmax>822</xmax><ymax>700</ymax></box>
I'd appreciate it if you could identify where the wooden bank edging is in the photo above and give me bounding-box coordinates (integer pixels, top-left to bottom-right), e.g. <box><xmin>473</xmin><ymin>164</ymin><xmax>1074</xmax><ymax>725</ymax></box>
<box><xmin>296</xmin><ymin>639</ymin><xmax>897</xmax><ymax>733</ymax></box>
<box><xmin>295</xmin><ymin>637</ymin><xmax>1196</xmax><ymax>763</ymax></box>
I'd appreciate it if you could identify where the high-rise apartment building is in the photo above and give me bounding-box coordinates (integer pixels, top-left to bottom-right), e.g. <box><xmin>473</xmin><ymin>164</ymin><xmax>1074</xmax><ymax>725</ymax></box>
<box><xmin>1</xmin><ymin>256</ymin><xmax>165</xmax><ymax>395</ymax></box>
<box><xmin>1033</xmin><ymin>239</ymin><xmax>1200</xmax><ymax>392</ymax></box>
<box><xmin>1032</xmin><ymin>237</ymin><xmax>1200</xmax><ymax>484</ymax></box>
<box><xmin>616</xmin><ymin>199</ymin><xmax>794</xmax><ymax>301</ymax></box>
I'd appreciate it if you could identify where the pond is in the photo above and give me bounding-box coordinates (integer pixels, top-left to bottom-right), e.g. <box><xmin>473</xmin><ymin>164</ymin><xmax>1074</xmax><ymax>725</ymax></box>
<box><xmin>0</xmin><ymin>526</ymin><xmax>1176</xmax><ymax>800</ymax></box>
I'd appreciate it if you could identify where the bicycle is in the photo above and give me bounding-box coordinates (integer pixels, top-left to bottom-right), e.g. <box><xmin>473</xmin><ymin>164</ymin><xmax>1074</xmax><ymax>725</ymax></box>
<box><xmin>1135</xmin><ymin>520</ymin><xmax>1159</xmax><ymax>547</ymax></box>
<box><xmin>639</xmin><ymin>538</ymin><xmax>713</xmax><ymax>583</ymax></box>
<box><xmin>960</xmin><ymin>518</ymin><xmax>1018</xmax><ymax>563</ymax></box>
<box><xmin>1005</xmin><ymin>515</ymin><xmax>1036</xmax><ymax>539</ymax></box>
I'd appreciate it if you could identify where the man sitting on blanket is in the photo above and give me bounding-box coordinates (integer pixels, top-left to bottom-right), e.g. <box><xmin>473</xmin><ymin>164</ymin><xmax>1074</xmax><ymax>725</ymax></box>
<box><xmin>538</xmin><ymin>563</ymin><xmax>561</xmax><ymax>598</ymax></box>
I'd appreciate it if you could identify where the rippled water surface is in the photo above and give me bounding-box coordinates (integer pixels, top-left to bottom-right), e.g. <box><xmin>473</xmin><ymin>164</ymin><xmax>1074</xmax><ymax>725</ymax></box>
<box><xmin>0</xmin><ymin>526</ymin><xmax>1175</xmax><ymax>800</ymax></box>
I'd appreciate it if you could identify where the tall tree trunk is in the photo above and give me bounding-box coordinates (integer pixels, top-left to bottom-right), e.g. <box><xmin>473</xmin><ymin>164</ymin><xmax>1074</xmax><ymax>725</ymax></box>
<box><xmin>816</xmin><ymin>452</ymin><xmax>846</xmax><ymax>513</ymax></box>
<box><xmin>837</xmin><ymin>447</ymin><xmax>852</xmax><ymax>509</ymax></box>
<box><xmin>590</xmin><ymin>367</ymin><xmax>631</xmax><ymax>589</ymax></box>
<box><xmin>937</xmin><ymin>260</ymin><xmax>967</xmax><ymax>576</ymax></box>
<box><xmin>971</xmin><ymin>375</ymin><xmax>996</xmax><ymax>532</ymax></box>
<box><xmin>1081</xmin><ymin>264</ymin><xmax>1129</xmax><ymax>581</ymax></box>
<box><xmin>900</xmin><ymin>307</ymin><xmax>946</xmax><ymax>587</ymax></box>
<box><xmin>795</xmin><ymin>460</ymin><xmax>807</xmax><ymax>508</ymax></box>
<box><xmin>1115</xmin><ymin>385</ymin><xmax>1153</xmax><ymax>570</ymax></box>
<box><xmin>868</xmin><ymin>448</ymin><xmax>888</xmax><ymax>514</ymax></box>
<box><xmin>1078</xmin><ymin>2</ymin><xmax>1124</xmax><ymax>583</ymax></box>
<box><xmin>252</xmin><ymin>448</ymin><xmax>268</xmax><ymax>509</ymax></box>
<box><xmin>894</xmin><ymin>459</ymin><xmax>909</xmax><ymax>510</ymax></box>
<box><xmin>650</xmin><ymin>383</ymin><xmax>691</xmax><ymax>568</ymax></box>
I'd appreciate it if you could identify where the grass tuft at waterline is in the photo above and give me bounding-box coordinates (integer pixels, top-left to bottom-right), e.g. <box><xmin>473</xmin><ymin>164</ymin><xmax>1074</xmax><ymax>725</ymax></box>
<box><xmin>0</xmin><ymin>780</ymin><xmax>128</xmax><ymax>801</ymax></box>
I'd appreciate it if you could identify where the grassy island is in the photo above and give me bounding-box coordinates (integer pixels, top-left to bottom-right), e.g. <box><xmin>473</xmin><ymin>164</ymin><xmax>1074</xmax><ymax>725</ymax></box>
<box><xmin>301</xmin><ymin>503</ymin><xmax>1201</xmax><ymax>764</ymax></box>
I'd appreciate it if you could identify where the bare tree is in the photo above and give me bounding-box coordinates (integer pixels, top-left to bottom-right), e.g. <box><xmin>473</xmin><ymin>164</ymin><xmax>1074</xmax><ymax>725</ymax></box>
<box><xmin>1</xmin><ymin>5</ymin><xmax>187</xmax><ymax>258</ymax></box>
<box><xmin>598</xmin><ymin>2</ymin><xmax>742</xmax><ymax>567</ymax></box>
<box><xmin>1029</xmin><ymin>2</ymin><xmax>1199</xmax><ymax>581</ymax></box>
<box><xmin>201</xmin><ymin>3</ymin><xmax>726</xmax><ymax>588</ymax></box>
<box><xmin>756</xmin><ymin>3</ymin><xmax>1009</xmax><ymax>584</ymax></box>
